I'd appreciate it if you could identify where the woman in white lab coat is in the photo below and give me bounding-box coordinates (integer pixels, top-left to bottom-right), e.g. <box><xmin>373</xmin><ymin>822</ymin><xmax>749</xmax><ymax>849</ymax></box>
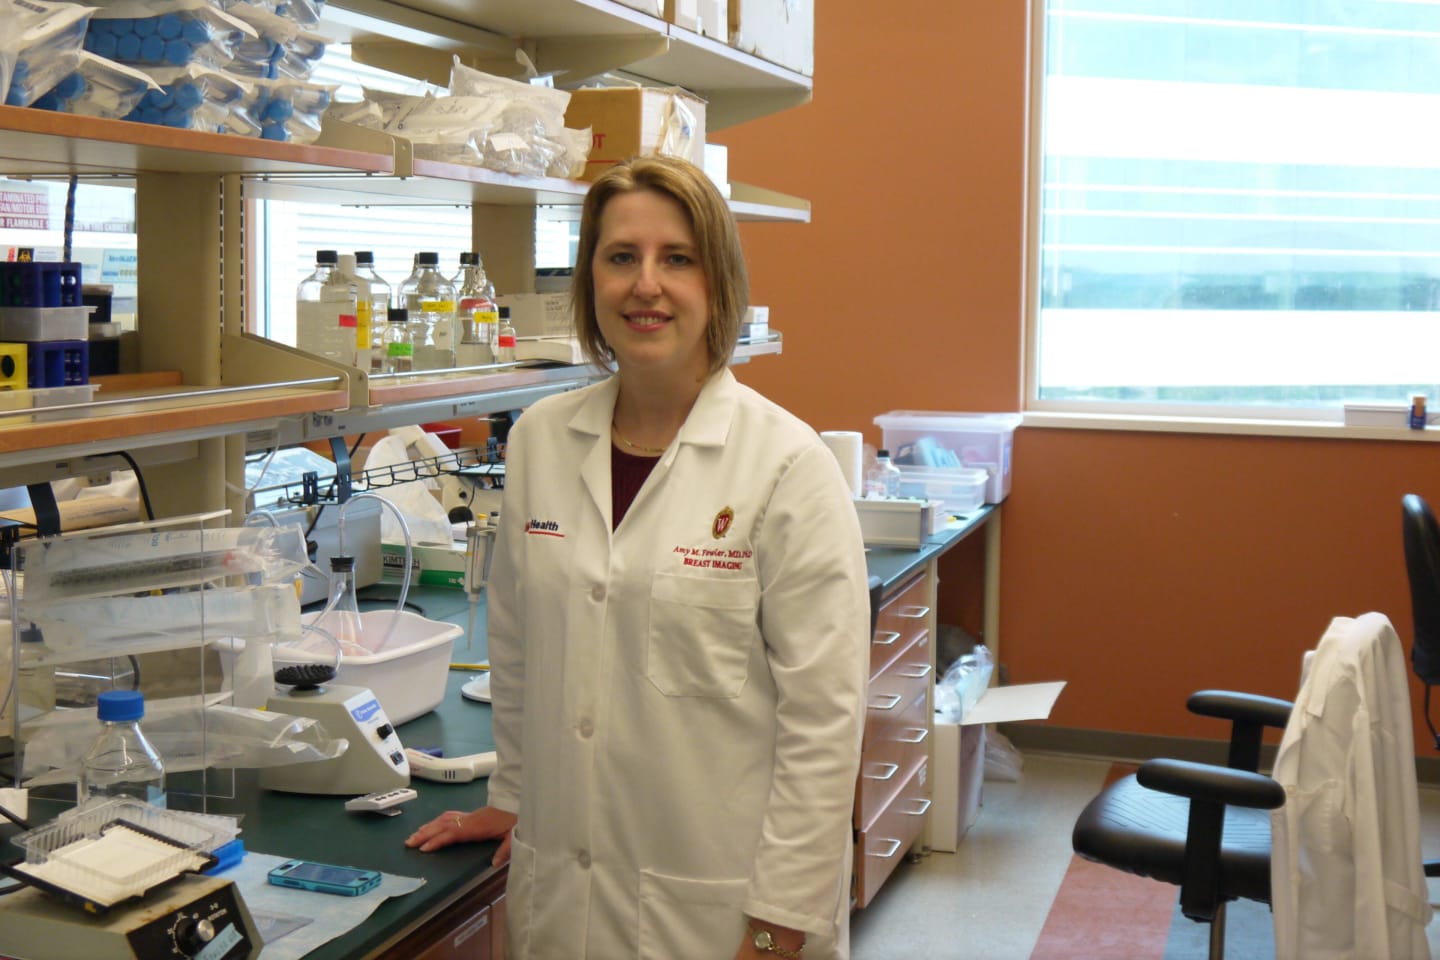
<box><xmin>406</xmin><ymin>155</ymin><xmax>871</xmax><ymax>960</ymax></box>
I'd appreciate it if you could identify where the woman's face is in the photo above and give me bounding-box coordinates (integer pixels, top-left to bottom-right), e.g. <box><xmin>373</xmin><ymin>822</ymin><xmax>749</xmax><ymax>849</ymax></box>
<box><xmin>591</xmin><ymin>188</ymin><xmax>710</xmax><ymax>383</ymax></box>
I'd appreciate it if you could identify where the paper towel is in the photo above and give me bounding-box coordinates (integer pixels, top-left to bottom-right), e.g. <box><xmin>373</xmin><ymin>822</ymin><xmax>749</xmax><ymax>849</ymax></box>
<box><xmin>821</xmin><ymin>431</ymin><xmax>864</xmax><ymax>497</ymax></box>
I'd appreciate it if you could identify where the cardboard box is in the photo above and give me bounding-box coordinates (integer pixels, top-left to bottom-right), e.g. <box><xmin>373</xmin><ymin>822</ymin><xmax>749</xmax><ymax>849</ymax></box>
<box><xmin>729</xmin><ymin>0</ymin><xmax>813</xmax><ymax>76</ymax></box>
<box><xmin>497</xmin><ymin>292</ymin><xmax>573</xmax><ymax>338</ymax></box>
<box><xmin>930</xmin><ymin>681</ymin><xmax>1066</xmax><ymax>852</ymax></box>
<box><xmin>382</xmin><ymin>540</ymin><xmax>468</xmax><ymax>590</ymax></box>
<box><xmin>666</xmin><ymin>0</ymin><xmax>727</xmax><ymax>41</ymax></box>
<box><xmin>565</xmin><ymin>87</ymin><xmax>707</xmax><ymax>182</ymax></box>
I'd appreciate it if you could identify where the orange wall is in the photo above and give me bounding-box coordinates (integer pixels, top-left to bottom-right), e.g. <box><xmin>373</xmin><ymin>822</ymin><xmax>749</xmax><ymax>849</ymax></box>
<box><xmin>717</xmin><ymin>1</ymin><xmax>1439</xmax><ymax>750</ymax></box>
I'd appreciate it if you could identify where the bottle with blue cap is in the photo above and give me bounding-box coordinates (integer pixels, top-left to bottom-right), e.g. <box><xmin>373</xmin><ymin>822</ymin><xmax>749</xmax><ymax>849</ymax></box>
<box><xmin>78</xmin><ymin>690</ymin><xmax>166</xmax><ymax>809</ymax></box>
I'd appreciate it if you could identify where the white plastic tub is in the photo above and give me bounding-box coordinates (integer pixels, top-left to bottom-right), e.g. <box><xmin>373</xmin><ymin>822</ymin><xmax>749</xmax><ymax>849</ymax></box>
<box><xmin>874</xmin><ymin>411</ymin><xmax>1022</xmax><ymax>504</ymax></box>
<box><xmin>896</xmin><ymin>465</ymin><xmax>987</xmax><ymax>516</ymax></box>
<box><xmin>219</xmin><ymin>609</ymin><xmax>461</xmax><ymax>724</ymax></box>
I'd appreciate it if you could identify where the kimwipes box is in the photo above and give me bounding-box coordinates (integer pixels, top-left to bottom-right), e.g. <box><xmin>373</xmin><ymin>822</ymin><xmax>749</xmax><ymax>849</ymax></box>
<box><xmin>931</xmin><ymin>681</ymin><xmax>1066</xmax><ymax>852</ymax></box>
<box><xmin>565</xmin><ymin>87</ymin><xmax>707</xmax><ymax>182</ymax></box>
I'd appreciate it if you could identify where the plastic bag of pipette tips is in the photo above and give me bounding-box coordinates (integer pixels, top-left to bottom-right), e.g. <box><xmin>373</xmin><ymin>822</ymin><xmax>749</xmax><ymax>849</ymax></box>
<box><xmin>20</xmin><ymin>698</ymin><xmax>349</xmax><ymax>787</ymax></box>
<box><xmin>20</xmin><ymin>583</ymin><xmax>301</xmax><ymax>662</ymax></box>
<box><xmin>17</xmin><ymin>525</ymin><xmax>309</xmax><ymax>603</ymax></box>
<box><xmin>4</xmin><ymin>0</ymin><xmax>93</xmax><ymax>108</ymax></box>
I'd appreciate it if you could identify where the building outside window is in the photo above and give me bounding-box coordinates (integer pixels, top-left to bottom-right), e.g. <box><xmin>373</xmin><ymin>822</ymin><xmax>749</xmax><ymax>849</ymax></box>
<box><xmin>1031</xmin><ymin>1</ymin><xmax>1440</xmax><ymax>419</ymax></box>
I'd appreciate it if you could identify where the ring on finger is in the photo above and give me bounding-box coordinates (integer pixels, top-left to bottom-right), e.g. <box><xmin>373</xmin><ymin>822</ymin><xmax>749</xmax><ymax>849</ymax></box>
<box><xmin>453</xmin><ymin>816</ymin><xmax>464</xmax><ymax>830</ymax></box>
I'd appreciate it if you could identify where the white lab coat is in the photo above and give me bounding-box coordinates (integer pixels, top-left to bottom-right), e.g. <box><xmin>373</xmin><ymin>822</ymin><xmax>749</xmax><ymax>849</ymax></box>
<box><xmin>485</xmin><ymin>369</ymin><xmax>870</xmax><ymax>960</ymax></box>
<box><xmin>1269</xmin><ymin>613</ymin><xmax>1432</xmax><ymax>960</ymax></box>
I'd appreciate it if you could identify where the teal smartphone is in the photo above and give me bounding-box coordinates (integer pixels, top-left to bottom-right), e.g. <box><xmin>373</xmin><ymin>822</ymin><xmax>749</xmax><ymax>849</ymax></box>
<box><xmin>267</xmin><ymin>859</ymin><xmax>381</xmax><ymax>896</ymax></box>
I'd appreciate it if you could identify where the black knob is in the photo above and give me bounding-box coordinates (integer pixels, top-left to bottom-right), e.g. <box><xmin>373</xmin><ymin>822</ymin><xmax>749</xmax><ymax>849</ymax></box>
<box><xmin>175</xmin><ymin>916</ymin><xmax>216</xmax><ymax>955</ymax></box>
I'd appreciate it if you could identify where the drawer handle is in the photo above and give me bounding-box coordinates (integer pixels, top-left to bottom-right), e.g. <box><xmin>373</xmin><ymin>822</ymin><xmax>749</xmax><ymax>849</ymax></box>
<box><xmin>873</xmin><ymin>630</ymin><xmax>901</xmax><ymax>647</ymax></box>
<box><xmin>863</xmin><ymin>762</ymin><xmax>899</xmax><ymax>782</ymax></box>
<box><xmin>868</xmin><ymin>693</ymin><xmax>902</xmax><ymax>711</ymax></box>
<box><xmin>902</xmin><ymin>798</ymin><xmax>933</xmax><ymax>817</ymax></box>
<box><xmin>895</xmin><ymin>727</ymin><xmax>929</xmax><ymax>744</ymax></box>
<box><xmin>896</xmin><ymin>605</ymin><xmax>931</xmax><ymax>620</ymax></box>
<box><xmin>868</xmin><ymin>838</ymin><xmax>903</xmax><ymax>859</ymax></box>
<box><xmin>896</xmin><ymin>663</ymin><xmax>933</xmax><ymax>679</ymax></box>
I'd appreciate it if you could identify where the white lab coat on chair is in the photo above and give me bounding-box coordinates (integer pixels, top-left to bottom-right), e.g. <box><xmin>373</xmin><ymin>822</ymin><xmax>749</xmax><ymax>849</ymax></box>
<box><xmin>1270</xmin><ymin>612</ymin><xmax>1432</xmax><ymax>960</ymax></box>
<box><xmin>485</xmin><ymin>369</ymin><xmax>871</xmax><ymax>960</ymax></box>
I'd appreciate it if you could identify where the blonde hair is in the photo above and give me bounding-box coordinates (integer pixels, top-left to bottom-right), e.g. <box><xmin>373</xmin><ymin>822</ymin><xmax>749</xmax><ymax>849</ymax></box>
<box><xmin>572</xmin><ymin>155</ymin><xmax>749</xmax><ymax>375</ymax></box>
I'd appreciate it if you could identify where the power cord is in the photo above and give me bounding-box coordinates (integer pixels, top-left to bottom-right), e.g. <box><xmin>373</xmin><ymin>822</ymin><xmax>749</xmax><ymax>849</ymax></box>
<box><xmin>112</xmin><ymin>450</ymin><xmax>154</xmax><ymax>521</ymax></box>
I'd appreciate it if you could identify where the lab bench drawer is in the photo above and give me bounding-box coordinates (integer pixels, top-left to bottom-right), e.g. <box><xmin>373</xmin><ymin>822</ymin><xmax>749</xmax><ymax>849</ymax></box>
<box><xmin>855</xmin><ymin>630</ymin><xmax>932</xmax><ymax>828</ymax></box>
<box><xmin>871</xmin><ymin>573</ymin><xmax>931</xmax><ymax>678</ymax></box>
<box><xmin>854</xmin><ymin>760</ymin><xmax>930</xmax><ymax>909</ymax></box>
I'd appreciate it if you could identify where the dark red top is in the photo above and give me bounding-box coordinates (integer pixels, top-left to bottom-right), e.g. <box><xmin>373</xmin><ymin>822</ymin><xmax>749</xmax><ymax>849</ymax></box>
<box><xmin>612</xmin><ymin>445</ymin><xmax>659</xmax><ymax>529</ymax></box>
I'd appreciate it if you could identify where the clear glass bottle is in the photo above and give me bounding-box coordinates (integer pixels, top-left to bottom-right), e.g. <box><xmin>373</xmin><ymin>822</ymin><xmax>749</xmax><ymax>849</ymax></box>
<box><xmin>311</xmin><ymin>555</ymin><xmax>367</xmax><ymax>655</ymax></box>
<box><xmin>296</xmin><ymin>249</ymin><xmax>358</xmax><ymax>365</ymax></box>
<box><xmin>866</xmin><ymin>449</ymin><xmax>903</xmax><ymax>499</ymax></box>
<box><xmin>382</xmin><ymin>306</ymin><xmax>414</xmax><ymax>374</ymax></box>
<box><xmin>400</xmin><ymin>251</ymin><xmax>456</xmax><ymax>370</ymax></box>
<box><xmin>354</xmin><ymin>252</ymin><xmax>392</xmax><ymax>376</ymax></box>
<box><xmin>495</xmin><ymin>305</ymin><xmax>517</xmax><ymax>363</ymax></box>
<box><xmin>78</xmin><ymin>689</ymin><xmax>166</xmax><ymax>809</ymax></box>
<box><xmin>456</xmin><ymin>251</ymin><xmax>497</xmax><ymax>367</ymax></box>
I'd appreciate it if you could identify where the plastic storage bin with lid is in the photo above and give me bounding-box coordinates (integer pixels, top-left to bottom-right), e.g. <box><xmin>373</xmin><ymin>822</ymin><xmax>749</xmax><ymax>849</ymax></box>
<box><xmin>874</xmin><ymin>411</ymin><xmax>1022</xmax><ymax>504</ymax></box>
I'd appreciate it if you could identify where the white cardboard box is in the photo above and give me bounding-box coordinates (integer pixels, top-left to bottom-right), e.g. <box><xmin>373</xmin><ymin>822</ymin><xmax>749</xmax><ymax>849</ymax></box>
<box><xmin>931</xmin><ymin>681</ymin><xmax>1066</xmax><ymax>852</ymax></box>
<box><xmin>729</xmin><ymin>0</ymin><xmax>813</xmax><ymax>75</ymax></box>
<box><xmin>496</xmin><ymin>292</ymin><xmax>572</xmax><ymax>339</ymax></box>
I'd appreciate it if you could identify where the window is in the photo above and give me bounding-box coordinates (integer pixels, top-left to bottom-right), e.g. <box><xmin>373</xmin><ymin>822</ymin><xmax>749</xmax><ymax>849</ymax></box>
<box><xmin>1030</xmin><ymin>1</ymin><xmax>1440</xmax><ymax>419</ymax></box>
<box><xmin>0</xmin><ymin>178</ymin><xmax>137</xmax><ymax>322</ymax></box>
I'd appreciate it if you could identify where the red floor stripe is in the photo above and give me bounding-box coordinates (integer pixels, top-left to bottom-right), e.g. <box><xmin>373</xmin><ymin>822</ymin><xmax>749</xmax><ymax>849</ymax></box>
<box><xmin>1028</xmin><ymin>765</ymin><xmax>1178</xmax><ymax>960</ymax></box>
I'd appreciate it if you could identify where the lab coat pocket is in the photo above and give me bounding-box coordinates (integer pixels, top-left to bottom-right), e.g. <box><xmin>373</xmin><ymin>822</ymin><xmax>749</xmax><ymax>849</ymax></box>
<box><xmin>637</xmin><ymin>868</ymin><xmax>748</xmax><ymax>960</ymax></box>
<box><xmin>648</xmin><ymin>573</ymin><xmax>759</xmax><ymax>698</ymax></box>
<box><xmin>503</xmin><ymin>832</ymin><xmax>539</xmax><ymax>960</ymax></box>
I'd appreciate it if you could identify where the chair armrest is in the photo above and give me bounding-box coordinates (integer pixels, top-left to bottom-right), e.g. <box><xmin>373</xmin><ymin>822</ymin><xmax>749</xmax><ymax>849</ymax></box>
<box><xmin>1187</xmin><ymin>690</ymin><xmax>1293</xmax><ymax>729</ymax></box>
<box><xmin>1137</xmin><ymin>758</ymin><xmax>1286</xmax><ymax>810</ymax></box>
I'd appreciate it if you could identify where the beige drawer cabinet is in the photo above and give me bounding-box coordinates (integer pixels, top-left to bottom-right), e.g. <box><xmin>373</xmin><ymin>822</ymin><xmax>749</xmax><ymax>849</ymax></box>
<box><xmin>853</xmin><ymin>571</ymin><xmax>934</xmax><ymax>908</ymax></box>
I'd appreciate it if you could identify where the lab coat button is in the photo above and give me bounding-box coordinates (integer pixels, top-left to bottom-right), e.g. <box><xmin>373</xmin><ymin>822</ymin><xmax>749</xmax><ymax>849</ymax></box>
<box><xmin>578</xmin><ymin>849</ymin><xmax>591</xmax><ymax>869</ymax></box>
<box><xmin>578</xmin><ymin>718</ymin><xmax>594</xmax><ymax>738</ymax></box>
<box><xmin>590</xmin><ymin>585</ymin><xmax>605</xmax><ymax>602</ymax></box>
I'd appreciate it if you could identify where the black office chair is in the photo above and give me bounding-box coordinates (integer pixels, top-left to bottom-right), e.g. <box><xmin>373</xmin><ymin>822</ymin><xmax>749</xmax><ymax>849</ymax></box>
<box><xmin>1398</xmin><ymin>492</ymin><xmax>1440</xmax><ymax>877</ymax></box>
<box><xmin>1070</xmin><ymin>690</ymin><xmax>1292</xmax><ymax>960</ymax></box>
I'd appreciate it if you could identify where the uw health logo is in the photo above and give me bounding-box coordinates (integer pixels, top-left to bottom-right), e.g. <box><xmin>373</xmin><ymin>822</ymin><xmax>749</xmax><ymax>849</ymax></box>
<box><xmin>525</xmin><ymin>518</ymin><xmax>565</xmax><ymax>538</ymax></box>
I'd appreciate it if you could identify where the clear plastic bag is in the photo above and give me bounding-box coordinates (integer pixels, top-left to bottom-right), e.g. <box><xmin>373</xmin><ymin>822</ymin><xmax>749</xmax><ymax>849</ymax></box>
<box><xmin>222</xmin><ymin>2</ymin><xmax>327</xmax><ymax>79</ymax></box>
<box><xmin>19</xmin><ymin>524</ymin><xmax>308</xmax><ymax>604</ymax></box>
<box><xmin>20</xmin><ymin>696</ymin><xmax>349</xmax><ymax>787</ymax></box>
<box><xmin>122</xmin><ymin>62</ymin><xmax>259</xmax><ymax>134</ymax></box>
<box><xmin>934</xmin><ymin>642</ymin><xmax>994</xmax><ymax>723</ymax></box>
<box><xmin>34</xmin><ymin>51</ymin><xmax>163</xmax><ymax>118</ymax></box>
<box><xmin>84</xmin><ymin>0</ymin><xmax>256</xmax><ymax>71</ymax></box>
<box><xmin>243</xmin><ymin>75</ymin><xmax>334</xmax><ymax>142</ymax></box>
<box><xmin>5</xmin><ymin>0</ymin><xmax>94</xmax><ymax>108</ymax></box>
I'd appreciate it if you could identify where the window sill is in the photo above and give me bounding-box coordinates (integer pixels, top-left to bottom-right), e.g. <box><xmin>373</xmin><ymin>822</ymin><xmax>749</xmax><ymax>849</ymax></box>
<box><xmin>1021</xmin><ymin>410</ymin><xmax>1440</xmax><ymax>442</ymax></box>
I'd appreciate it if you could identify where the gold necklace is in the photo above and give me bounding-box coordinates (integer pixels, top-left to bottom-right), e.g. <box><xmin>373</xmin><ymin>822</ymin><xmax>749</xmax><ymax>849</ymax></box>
<box><xmin>611</xmin><ymin>421</ymin><xmax>668</xmax><ymax>455</ymax></box>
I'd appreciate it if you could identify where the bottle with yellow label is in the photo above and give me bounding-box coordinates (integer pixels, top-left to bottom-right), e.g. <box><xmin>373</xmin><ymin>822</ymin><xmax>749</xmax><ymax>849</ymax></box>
<box><xmin>400</xmin><ymin>251</ymin><xmax>456</xmax><ymax>371</ymax></box>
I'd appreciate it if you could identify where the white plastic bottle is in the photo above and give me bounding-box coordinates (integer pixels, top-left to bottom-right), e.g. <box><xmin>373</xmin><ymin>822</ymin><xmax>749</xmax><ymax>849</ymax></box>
<box><xmin>400</xmin><ymin>252</ymin><xmax>456</xmax><ymax>370</ymax></box>
<box><xmin>296</xmin><ymin>249</ymin><xmax>358</xmax><ymax>365</ymax></box>
<box><xmin>78</xmin><ymin>690</ymin><xmax>166</xmax><ymax>808</ymax></box>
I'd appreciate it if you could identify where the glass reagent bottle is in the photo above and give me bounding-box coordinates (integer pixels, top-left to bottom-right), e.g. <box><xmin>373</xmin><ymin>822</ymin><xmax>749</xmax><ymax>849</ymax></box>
<box><xmin>79</xmin><ymin>690</ymin><xmax>166</xmax><ymax>809</ymax></box>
